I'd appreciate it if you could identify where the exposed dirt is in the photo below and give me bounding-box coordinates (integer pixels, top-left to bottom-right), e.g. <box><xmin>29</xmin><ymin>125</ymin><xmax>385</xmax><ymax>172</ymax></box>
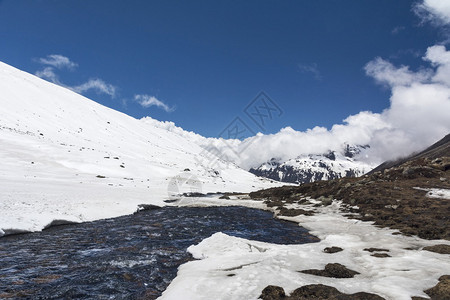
<box><xmin>423</xmin><ymin>244</ymin><xmax>450</xmax><ymax>254</ymax></box>
<box><xmin>423</xmin><ymin>275</ymin><xmax>450</xmax><ymax>300</ymax></box>
<box><xmin>255</xmin><ymin>136</ymin><xmax>450</xmax><ymax>300</ymax></box>
<box><xmin>259</xmin><ymin>284</ymin><xmax>385</xmax><ymax>300</ymax></box>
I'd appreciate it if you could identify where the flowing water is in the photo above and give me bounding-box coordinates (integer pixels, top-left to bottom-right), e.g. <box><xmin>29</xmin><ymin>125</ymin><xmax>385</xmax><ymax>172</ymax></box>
<box><xmin>0</xmin><ymin>206</ymin><xmax>318</xmax><ymax>299</ymax></box>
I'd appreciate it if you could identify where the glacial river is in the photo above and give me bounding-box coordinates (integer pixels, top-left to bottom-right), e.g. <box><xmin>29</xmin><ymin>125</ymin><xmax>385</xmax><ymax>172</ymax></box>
<box><xmin>0</xmin><ymin>206</ymin><xmax>318</xmax><ymax>299</ymax></box>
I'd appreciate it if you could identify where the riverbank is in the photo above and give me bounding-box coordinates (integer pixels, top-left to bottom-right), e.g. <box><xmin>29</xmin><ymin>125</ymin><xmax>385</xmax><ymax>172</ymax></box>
<box><xmin>1</xmin><ymin>191</ymin><xmax>449</xmax><ymax>299</ymax></box>
<box><xmin>2</xmin><ymin>152</ymin><xmax>449</xmax><ymax>299</ymax></box>
<box><xmin>0</xmin><ymin>171</ymin><xmax>283</xmax><ymax>237</ymax></box>
<box><xmin>160</xmin><ymin>194</ymin><xmax>450</xmax><ymax>300</ymax></box>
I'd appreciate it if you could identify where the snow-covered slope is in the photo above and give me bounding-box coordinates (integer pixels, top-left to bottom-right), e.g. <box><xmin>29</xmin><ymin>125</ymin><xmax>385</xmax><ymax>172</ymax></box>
<box><xmin>250</xmin><ymin>146</ymin><xmax>373</xmax><ymax>184</ymax></box>
<box><xmin>0</xmin><ymin>61</ymin><xmax>280</xmax><ymax>235</ymax></box>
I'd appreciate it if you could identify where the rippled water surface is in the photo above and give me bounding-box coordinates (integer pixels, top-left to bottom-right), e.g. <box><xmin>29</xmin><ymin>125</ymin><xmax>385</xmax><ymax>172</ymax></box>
<box><xmin>0</xmin><ymin>206</ymin><xmax>318</xmax><ymax>299</ymax></box>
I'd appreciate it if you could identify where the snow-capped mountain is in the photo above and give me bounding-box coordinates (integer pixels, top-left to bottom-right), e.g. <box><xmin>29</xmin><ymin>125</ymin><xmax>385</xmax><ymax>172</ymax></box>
<box><xmin>249</xmin><ymin>145</ymin><xmax>373</xmax><ymax>184</ymax></box>
<box><xmin>0</xmin><ymin>61</ymin><xmax>281</xmax><ymax>235</ymax></box>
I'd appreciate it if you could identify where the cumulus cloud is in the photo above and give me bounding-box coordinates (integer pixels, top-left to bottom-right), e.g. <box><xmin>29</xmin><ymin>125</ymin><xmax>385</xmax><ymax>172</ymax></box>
<box><xmin>414</xmin><ymin>0</ymin><xmax>450</xmax><ymax>26</ymax></box>
<box><xmin>33</xmin><ymin>1</ymin><xmax>449</xmax><ymax>171</ymax></box>
<box><xmin>135</xmin><ymin>94</ymin><xmax>174</xmax><ymax>112</ymax></box>
<box><xmin>38</xmin><ymin>54</ymin><xmax>78</xmax><ymax>70</ymax></box>
<box><xmin>163</xmin><ymin>45</ymin><xmax>448</xmax><ymax>170</ymax></box>
<box><xmin>71</xmin><ymin>79</ymin><xmax>116</xmax><ymax>98</ymax></box>
<box><xmin>364</xmin><ymin>57</ymin><xmax>431</xmax><ymax>87</ymax></box>
<box><xmin>136</xmin><ymin>1</ymin><xmax>450</xmax><ymax>171</ymax></box>
<box><xmin>225</xmin><ymin>45</ymin><xmax>450</xmax><ymax>169</ymax></box>
<box><xmin>425</xmin><ymin>45</ymin><xmax>450</xmax><ymax>85</ymax></box>
<box><xmin>144</xmin><ymin>44</ymin><xmax>450</xmax><ymax>170</ymax></box>
<box><xmin>298</xmin><ymin>63</ymin><xmax>322</xmax><ymax>80</ymax></box>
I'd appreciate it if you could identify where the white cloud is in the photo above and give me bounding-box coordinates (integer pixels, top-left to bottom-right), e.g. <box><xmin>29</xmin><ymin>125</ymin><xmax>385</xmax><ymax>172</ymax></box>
<box><xmin>143</xmin><ymin>43</ymin><xmax>450</xmax><ymax>170</ymax></box>
<box><xmin>245</xmin><ymin>46</ymin><xmax>449</xmax><ymax>168</ymax></box>
<box><xmin>424</xmin><ymin>45</ymin><xmax>450</xmax><ymax>85</ymax></box>
<box><xmin>414</xmin><ymin>0</ymin><xmax>450</xmax><ymax>27</ymax></box>
<box><xmin>172</xmin><ymin>46</ymin><xmax>450</xmax><ymax>170</ymax></box>
<box><xmin>35</xmin><ymin>67</ymin><xmax>61</xmax><ymax>85</ymax></box>
<box><xmin>298</xmin><ymin>63</ymin><xmax>322</xmax><ymax>80</ymax></box>
<box><xmin>38</xmin><ymin>54</ymin><xmax>78</xmax><ymax>70</ymax></box>
<box><xmin>35</xmin><ymin>55</ymin><xmax>117</xmax><ymax>98</ymax></box>
<box><xmin>71</xmin><ymin>79</ymin><xmax>117</xmax><ymax>98</ymax></box>
<box><xmin>139</xmin><ymin>1</ymin><xmax>450</xmax><ymax>170</ymax></box>
<box><xmin>34</xmin><ymin>0</ymin><xmax>450</xmax><ymax>170</ymax></box>
<box><xmin>364</xmin><ymin>57</ymin><xmax>431</xmax><ymax>87</ymax></box>
<box><xmin>135</xmin><ymin>94</ymin><xmax>174</xmax><ymax>112</ymax></box>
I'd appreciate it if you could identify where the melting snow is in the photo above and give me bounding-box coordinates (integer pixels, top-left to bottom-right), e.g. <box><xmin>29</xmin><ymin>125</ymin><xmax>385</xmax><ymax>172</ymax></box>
<box><xmin>426</xmin><ymin>188</ymin><xmax>450</xmax><ymax>199</ymax></box>
<box><xmin>160</xmin><ymin>198</ymin><xmax>450</xmax><ymax>300</ymax></box>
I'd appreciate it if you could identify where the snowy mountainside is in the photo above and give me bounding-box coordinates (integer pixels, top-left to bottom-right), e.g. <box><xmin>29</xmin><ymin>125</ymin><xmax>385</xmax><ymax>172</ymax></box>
<box><xmin>250</xmin><ymin>146</ymin><xmax>373</xmax><ymax>184</ymax></box>
<box><xmin>0</xmin><ymin>61</ymin><xmax>280</xmax><ymax>235</ymax></box>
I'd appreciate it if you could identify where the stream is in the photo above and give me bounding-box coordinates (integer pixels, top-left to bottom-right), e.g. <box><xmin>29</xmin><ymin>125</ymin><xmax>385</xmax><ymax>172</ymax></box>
<box><xmin>0</xmin><ymin>206</ymin><xmax>319</xmax><ymax>299</ymax></box>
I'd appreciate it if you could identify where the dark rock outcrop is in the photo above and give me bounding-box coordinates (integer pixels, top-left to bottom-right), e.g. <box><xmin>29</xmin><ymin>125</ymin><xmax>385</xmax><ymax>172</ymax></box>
<box><xmin>323</xmin><ymin>246</ymin><xmax>343</xmax><ymax>254</ymax></box>
<box><xmin>423</xmin><ymin>244</ymin><xmax>450</xmax><ymax>254</ymax></box>
<box><xmin>424</xmin><ymin>275</ymin><xmax>450</xmax><ymax>300</ymax></box>
<box><xmin>250</xmin><ymin>134</ymin><xmax>450</xmax><ymax>240</ymax></box>
<box><xmin>299</xmin><ymin>263</ymin><xmax>359</xmax><ymax>278</ymax></box>
<box><xmin>259</xmin><ymin>284</ymin><xmax>385</xmax><ymax>300</ymax></box>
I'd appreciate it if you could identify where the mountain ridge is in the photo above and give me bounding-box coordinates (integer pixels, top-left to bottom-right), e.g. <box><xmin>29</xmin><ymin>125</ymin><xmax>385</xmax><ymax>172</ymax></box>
<box><xmin>369</xmin><ymin>133</ymin><xmax>450</xmax><ymax>174</ymax></box>
<box><xmin>249</xmin><ymin>145</ymin><xmax>373</xmax><ymax>184</ymax></box>
<box><xmin>249</xmin><ymin>133</ymin><xmax>450</xmax><ymax>240</ymax></box>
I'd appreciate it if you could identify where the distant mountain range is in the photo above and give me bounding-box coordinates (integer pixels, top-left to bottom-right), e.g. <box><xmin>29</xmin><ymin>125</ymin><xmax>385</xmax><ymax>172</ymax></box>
<box><xmin>249</xmin><ymin>145</ymin><xmax>373</xmax><ymax>184</ymax></box>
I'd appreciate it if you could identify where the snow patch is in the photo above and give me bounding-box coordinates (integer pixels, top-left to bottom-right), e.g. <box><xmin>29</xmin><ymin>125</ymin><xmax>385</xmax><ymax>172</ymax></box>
<box><xmin>426</xmin><ymin>188</ymin><xmax>450</xmax><ymax>199</ymax></box>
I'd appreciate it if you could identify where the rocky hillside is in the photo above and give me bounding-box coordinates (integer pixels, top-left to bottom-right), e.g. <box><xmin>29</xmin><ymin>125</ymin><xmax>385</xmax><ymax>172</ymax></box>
<box><xmin>249</xmin><ymin>145</ymin><xmax>372</xmax><ymax>184</ymax></box>
<box><xmin>250</xmin><ymin>134</ymin><xmax>450</xmax><ymax>240</ymax></box>
<box><xmin>369</xmin><ymin>133</ymin><xmax>450</xmax><ymax>173</ymax></box>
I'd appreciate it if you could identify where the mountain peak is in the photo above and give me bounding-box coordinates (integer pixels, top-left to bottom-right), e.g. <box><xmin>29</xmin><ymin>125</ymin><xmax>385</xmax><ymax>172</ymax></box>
<box><xmin>250</xmin><ymin>145</ymin><xmax>374</xmax><ymax>185</ymax></box>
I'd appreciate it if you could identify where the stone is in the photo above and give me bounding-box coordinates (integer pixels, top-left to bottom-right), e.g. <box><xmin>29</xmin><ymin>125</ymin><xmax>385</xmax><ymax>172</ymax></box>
<box><xmin>423</xmin><ymin>244</ymin><xmax>450</xmax><ymax>254</ymax></box>
<box><xmin>371</xmin><ymin>253</ymin><xmax>391</xmax><ymax>258</ymax></box>
<box><xmin>323</xmin><ymin>246</ymin><xmax>343</xmax><ymax>254</ymax></box>
<box><xmin>300</xmin><ymin>263</ymin><xmax>359</xmax><ymax>278</ymax></box>
<box><xmin>259</xmin><ymin>285</ymin><xmax>286</xmax><ymax>300</ymax></box>
<box><xmin>363</xmin><ymin>248</ymin><xmax>389</xmax><ymax>253</ymax></box>
<box><xmin>424</xmin><ymin>275</ymin><xmax>450</xmax><ymax>300</ymax></box>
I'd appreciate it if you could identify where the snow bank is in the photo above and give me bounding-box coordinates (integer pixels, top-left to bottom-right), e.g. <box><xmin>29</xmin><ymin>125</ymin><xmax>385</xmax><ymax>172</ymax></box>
<box><xmin>160</xmin><ymin>199</ymin><xmax>450</xmax><ymax>300</ymax></box>
<box><xmin>0</xmin><ymin>61</ymin><xmax>282</xmax><ymax>236</ymax></box>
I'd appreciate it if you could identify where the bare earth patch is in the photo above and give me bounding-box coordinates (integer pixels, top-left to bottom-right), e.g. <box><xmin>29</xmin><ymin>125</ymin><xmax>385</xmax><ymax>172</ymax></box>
<box><xmin>259</xmin><ymin>284</ymin><xmax>385</xmax><ymax>300</ymax></box>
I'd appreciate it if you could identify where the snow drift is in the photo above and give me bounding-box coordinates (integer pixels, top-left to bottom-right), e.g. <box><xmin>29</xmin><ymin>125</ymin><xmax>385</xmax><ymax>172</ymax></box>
<box><xmin>0</xmin><ymin>61</ymin><xmax>280</xmax><ymax>236</ymax></box>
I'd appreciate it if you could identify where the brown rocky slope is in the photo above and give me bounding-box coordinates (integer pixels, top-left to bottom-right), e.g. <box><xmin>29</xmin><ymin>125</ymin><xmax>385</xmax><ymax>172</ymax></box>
<box><xmin>250</xmin><ymin>134</ymin><xmax>450</xmax><ymax>240</ymax></box>
<box><xmin>251</xmin><ymin>134</ymin><xmax>449</xmax><ymax>299</ymax></box>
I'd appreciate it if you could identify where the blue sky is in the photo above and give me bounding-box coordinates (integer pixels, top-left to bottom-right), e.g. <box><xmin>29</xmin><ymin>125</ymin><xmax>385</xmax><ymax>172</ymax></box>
<box><xmin>0</xmin><ymin>0</ymin><xmax>444</xmax><ymax>137</ymax></box>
